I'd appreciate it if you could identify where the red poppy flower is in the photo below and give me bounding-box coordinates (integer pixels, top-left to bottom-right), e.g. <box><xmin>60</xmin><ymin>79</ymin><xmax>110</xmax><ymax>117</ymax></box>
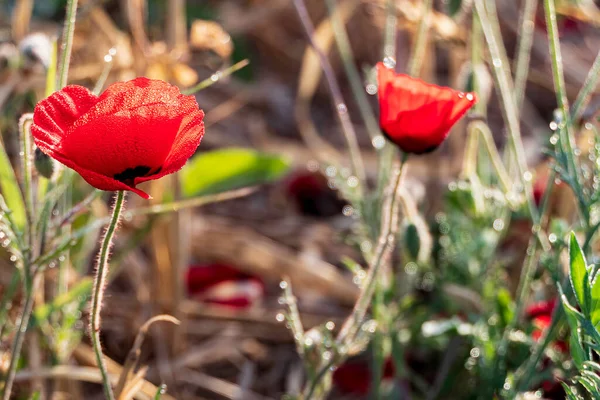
<box><xmin>284</xmin><ymin>170</ymin><xmax>345</xmax><ymax>217</ymax></box>
<box><xmin>31</xmin><ymin>78</ymin><xmax>204</xmax><ymax>199</ymax></box>
<box><xmin>377</xmin><ymin>62</ymin><xmax>477</xmax><ymax>154</ymax></box>
<box><xmin>332</xmin><ymin>357</ymin><xmax>395</xmax><ymax>395</ymax></box>
<box><xmin>185</xmin><ymin>263</ymin><xmax>264</xmax><ymax>309</ymax></box>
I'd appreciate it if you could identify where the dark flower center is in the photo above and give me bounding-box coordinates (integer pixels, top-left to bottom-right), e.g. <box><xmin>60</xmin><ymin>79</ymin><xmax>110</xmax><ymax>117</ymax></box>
<box><xmin>114</xmin><ymin>165</ymin><xmax>158</xmax><ymax>186</ymax></box>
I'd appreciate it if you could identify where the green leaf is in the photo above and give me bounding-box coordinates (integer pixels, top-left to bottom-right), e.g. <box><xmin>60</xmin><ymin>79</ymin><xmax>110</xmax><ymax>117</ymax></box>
<box><xmin>180</xmin><ymin>148</ymin><xmax>290</xmax><ymax>197</ymax></box>
<box><xmin>0</xmin><ymin>137</ymin><xmax>26</xmax><ymax>231</ymax></box>
<box><xmin>560</xmin><ymin>286</ymin><xmax>587</xmax><ymax>369</ymax></box>
<box><xmin>570</xmin><ymin>232</ymin><xmax>590</xmax><ymax>314</ymax></box>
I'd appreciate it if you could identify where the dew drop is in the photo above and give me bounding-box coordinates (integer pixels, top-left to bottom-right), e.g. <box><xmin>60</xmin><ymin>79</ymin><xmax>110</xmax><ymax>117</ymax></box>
<box><xmin>322</xmin><ymin>351</ymin><xmax>332</xmax><ymax>361</ymax></box>
<box><xmin>9</xmin><ymin>255</ymin><xmax>17</xmax><ymax>262</ymax></box>
<box><xmin>342</xmin><ymin>205</ymin><xmax>353</xmax><ymax>216</ymax></box>
<box><xmin>404</xmin><ymin>262</ymin><xmax>418</xmax><ymax>275</ymax></box>
<box><xmin>103</xmin><ymin>54</ymin><xmax>112</xmax><ymax>63</ymax></box>
<box><xmin>360</xmin><ymin>240</ymin><xmax>372</xmax><ymax>253</ymax></box>
<box><xmin>275</xmin><ymin>313</ymin><xmax>285</xmax><ymax>322</ymax></box>
<box><xmin>466</xmin><ymin>93</ymin><xmax>474</xmax><ymax>101</ymax></box>
<box><xmin>279</xmin><ymin>281</ymin><xmax>288</xmax><ymax>289</ymax></box>
<box><xmin>366</xmin><ymin>84</ymin><xmax>377</xmax><ymax>95</ymax></box>
<box><xmin>585</xmin><ymin>122</ymin><xmax>593</xmax><ymax>130</ymax></box>
<box><xmin>382</xmin><ymin>56</ymin><xmax>396</xmax><ymax>68</ymax></box>
<box><xmin>325</xmin><ymin>321</ymin><xmax>335</xmax><ymax>331</ymax></box>
<box><xmin>210</xmin><ymin>73</ymin><xmax>220</xmax><ymax>82</ymax></box>
<box><xmin>371</xmin><ymin>135</ymin><xmax>386</xmax><ymax>149</ymax></box>
<box><xmin>457</xmin><ymin>92</ymin><xmax>465</xmax><ymax>99</ymax></box>
<box><xmin>470</xmin><ymin>347</ymin><xmax>480</xmax><ymax>358</ymax></box>
<box><xmin>346</xmin><ymin>176</ymin><xmax>358</xmax><ymax>188</ymax></box>
<box><xmin>549</xmin><ymin>134</ymin><xmax>559</xmax><ymax>145</ymax></box>
<box><xmin>325</xmin><ymin>166</ymin><xmax>337</xmax><ymax>177</ymax></box>
<box><xmin>548</xmin><ymin>233</ymin><xmax>557</xmax><ymax>243</ymax></box>
<box><xmin>523</xmin><ymin>171</ymin><xmax>532</xmax><ymax>182</ymax></box>
<box><xmin>549</xmin><ymin>121</ymin><xmax>558</xmax><ymax>131</ymax></box>
<box><xmin>492</xmin><ymin>58</ymin><xmax>502</xmax><ymax>67</ymax></box>
<box><xmin>336</xmin><ymin>103</ymin><xmax>348</xmax><ymax>114</ymax></box>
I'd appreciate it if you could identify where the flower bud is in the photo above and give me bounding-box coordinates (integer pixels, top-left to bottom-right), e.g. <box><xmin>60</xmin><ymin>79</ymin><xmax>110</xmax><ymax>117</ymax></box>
<box><xmin>34</xmin><ymin>147</ymin><xmax>55</xmax><ymax>179</ymax></box>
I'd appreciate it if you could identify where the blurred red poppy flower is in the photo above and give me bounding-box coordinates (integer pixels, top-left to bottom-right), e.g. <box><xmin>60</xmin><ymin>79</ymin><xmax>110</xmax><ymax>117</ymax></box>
<box><xmin>377</xmin><ymin>62</ymin><xmax>477</xmax><ymax>154</ymax></box>
<box><xmin>332</xmin><ymin>357</ymin><xmax>395</xmax><ymax>395</ymax></box>
<box><xmin>185</xmin><ymin>263</ymin><xmax>264</xmax><ymax>309</ymax></box>
<box><xmin>31</xmin><ymin>78</ymin><xmax>204</xmax><ymax>199</ymax></box>
<box><xmin>526</xmin><ymin>299</ymin><xmax>567</xmax><ymax>352</ymax></box>
<box><xmin>284</xmin><ymin>170</ymin><xmax>345</xmax><ymax>217</ymax></box>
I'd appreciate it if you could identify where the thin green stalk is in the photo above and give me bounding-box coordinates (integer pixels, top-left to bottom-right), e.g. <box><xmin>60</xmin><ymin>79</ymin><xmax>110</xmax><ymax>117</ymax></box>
<box><xmin>513</xmin><ymin>0</ymin><xmax>538</xmax><ymax>111</ymax></box>
<box><xmin>182</xmin><ymin>59</ymin><xmax>249</xmax><ymax>95</ymax></box>
<box><xmin>90</xmin><ymin>190</ymin><xmax>125</xmax><ymax>400</ymax></box>
<box><xmin>337</xmin><ymin>153</ymin><xmax>408</xmax><ymax>345</ymax></box>
<box><xmin>572</xmin><ymin>50</ymin><xmax>600</xmax><ymax>121</ymax></box>
<box><xmin>325</xmin><ymin>0</ymin><xmax>379</xmax><ymax>140</ymax></box>
<box><xmin>375</xmin><ymin>0</ymin><xmax>399</xmax><ymax>226</ymax></box>
<box><xmin>292</xmin><ymin>0</ymin><xmax>366</xmax><ymax>189</ymax></box>
<box><xmin>1</xmin><ymin>273</ymin><xmax>40</xmax><ymax>400</ymax></box>
<box><xmin>407</xmin><ymin>0</ymin><xmax>434</xmax><ymax>77</ymax></box>
<box><xmin>543</xmin><ymin>0</ymin><xmax>583</xmax><ymax>205</ymax></box>
<box><xmin>474</xmin><ymin>0</ymin><xmax>539</xmax><ymax>227</ymax></box>
<box><xmin>383</xmin><ymin>0</ymin><xmax>397</xmax><ymax>62</ymax></box>
<box><xmin>471</xmin><ymin>13</ymin><xmax>486</xmax><ymax>116</ymax></box>
<box><xmin>0</xmin><ymin>272</ymin><xmax>20</xmax><ymax>339</ymax></box>
<box><xmin>18</xmin><ymin>114</ymin><xmax>34</xmax><ymax>250</ymax></box>
<box><xmin>57</xmin><ymin>0</ymin><xmax>78</xmax><ymax>89</ymax></box>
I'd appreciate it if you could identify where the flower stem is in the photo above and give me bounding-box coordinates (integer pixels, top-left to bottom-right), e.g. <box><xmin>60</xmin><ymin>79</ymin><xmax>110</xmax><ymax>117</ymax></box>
<box><xmin>90</xmin><ymin>190</ymin><xmax>125</xmax><ymax>400</ymax></box>
<box><xmin>337</xmin><ymin>153</ymin><xmax>408</xmax><ymax>345</ymax></box>
<box><xmin>57</xmin><ymin>0</ymin><xmax>78</xmax><ymax>89</ymax></box>
<box><xmin>572</xmin><ymin>49</ymin><xmax>600</xmax><ymax>121</ymax></box>
<box><xmin>291</xmin><ymin>0</ymin><xmax>366</xmax><ymax>189</ymax></box>
<box><xmin>407</xmin><ymin>0</ymin><xmax>434</xmax><ymax>77</ymax></box>
<box><xmin>1</xmin><ymin>272</ymin><xmax>39</xmax><ymax>400</ymax></box>
<box><xmin>513</xmin><ymin>0</ymin><xmax>538</xmax><ymax>111</ymax></box>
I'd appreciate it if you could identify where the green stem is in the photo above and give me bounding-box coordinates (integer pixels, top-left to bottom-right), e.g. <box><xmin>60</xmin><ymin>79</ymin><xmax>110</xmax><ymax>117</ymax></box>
<box><xmin>57</xmin><ymin>0</ymin><xmax>78</xmax><ymax>89</ymax></box>
<box><xmin>407</xmin><ymin>0</ymin><xmax>434</xmax><ymax>77</ymax></box>
<box><xmin>337</xmin><ymin>153</ymin><xmax>408</xmax><ymax>345</ymax></box>
<box><xmin>18</xmin><ymin>114</ymin><xmax>34</xmax><ymax>252</ymax></box>
<box><xmin>292</xmin><ymin>0</ymin><xmax>366</xmax><ymax>190</ymax></box>
<box><xmin>375</xmin><ymin>0</ymin><xmax>399</xmax><ymax>232</ymax></box>
<box><xmin>182</xmin><ymin>59</ymin><xmax>249</xmax><ymax>95</ymax></box>
<box><xmin>572</xmin><ymin>50</ymin><xmax>600</xmax><ymax>121</ymax></box>
<box><xmin>1</xmin><ymin>273</ymin><xmax>39</xmax><ymax>400</ymax></box>
<box><xmin>474</xmin><ymin>0</ymin><xmax>540</xmax><ymax>227</ymax></box>
<box><xmin>513</xmin><ymin>0</ymin><xmax>538</xmax><ymax>111</ymax></box>
<box><xmin>90</xmin><ymin>190</ymin><xmax>125</xmax><ymax>400</ymax></box>
<box><xmin>543</xmin><ymin>0</ymin><xmax>583</xmax><ymax>204</ymax></box>
<box><xmin>325</xmin><ymin>0</ymin><xmax>379</xmax><ymax>140</ymax></box>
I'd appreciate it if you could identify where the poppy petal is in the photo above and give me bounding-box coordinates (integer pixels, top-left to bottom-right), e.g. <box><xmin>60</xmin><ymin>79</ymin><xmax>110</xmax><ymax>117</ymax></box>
<box><xmin>376</xmin><ymin>62</ymin><xmax>477</xmax><ymax>154</ymax></box>
<box><xmin>31</xmin><ymin>77</ymin><xmax>204</xmax><ymax>198</ymax></box>
<box><xmin>32</xmin><ymin>85</ymin><xmax>99</xmax><ymax>152</ymax></box>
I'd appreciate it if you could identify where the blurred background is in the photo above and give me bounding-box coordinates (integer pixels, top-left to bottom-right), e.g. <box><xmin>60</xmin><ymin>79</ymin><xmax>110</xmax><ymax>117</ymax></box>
<box><xmin>1</xmin><ymin>0</ymin><xmax>600</xmax><ymax>399</ymax></box>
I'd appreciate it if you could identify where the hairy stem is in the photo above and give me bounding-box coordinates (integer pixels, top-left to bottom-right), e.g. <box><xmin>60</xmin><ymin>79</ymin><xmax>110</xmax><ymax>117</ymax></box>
<box><xmin>337</xmin><ymin>153</ymin><xmax>408</xmax><ymax>345</ymax></box>
<box><xmin>90</xmin><ymin>190</ymin><xmax>125</xmax><ymax>400</ymax></box>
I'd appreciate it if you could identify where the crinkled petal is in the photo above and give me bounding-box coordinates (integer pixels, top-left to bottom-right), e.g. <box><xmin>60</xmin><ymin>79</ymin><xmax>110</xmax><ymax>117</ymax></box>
<box><xmin>31</xmin><ymin>85</ymin><xmax>99</xmax><ymax>152</ymax></box>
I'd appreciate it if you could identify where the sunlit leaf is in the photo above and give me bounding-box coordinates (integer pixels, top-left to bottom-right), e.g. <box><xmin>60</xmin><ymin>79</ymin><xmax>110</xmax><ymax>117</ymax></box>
<box><xmin>0</xmin><ymin>137</ymin><xmax>26</xmax><ymax>231</ymax></box>
<box><xmin>570</xmin><ymin>232</ymin><xmax>590</xmax><ymax>314</ymax></box>
<box><xmin>180</xmin><ymin>148</ymin><xmax>290</xmax><ymax>197</ymax></box>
